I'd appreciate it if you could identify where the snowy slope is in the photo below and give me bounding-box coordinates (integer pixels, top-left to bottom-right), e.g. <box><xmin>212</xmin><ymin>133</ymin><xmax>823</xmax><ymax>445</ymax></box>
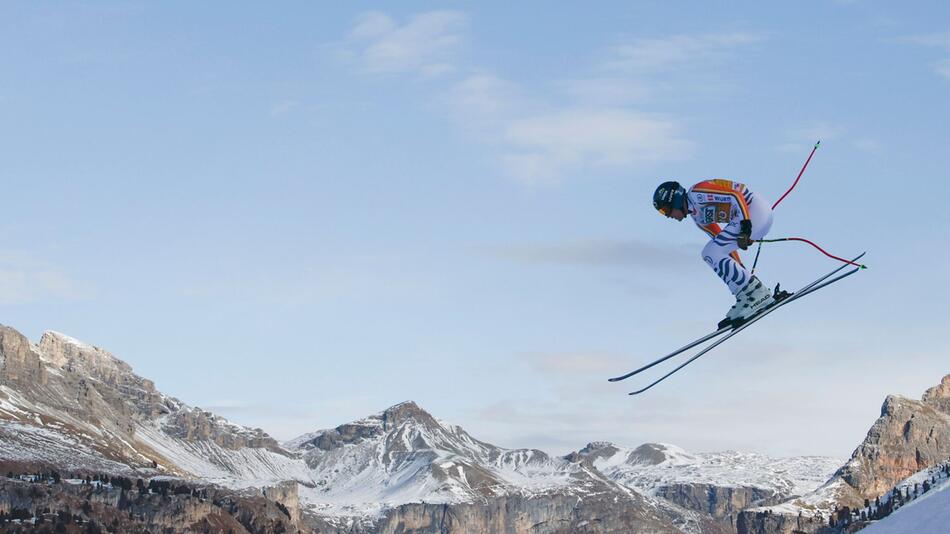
<box><xmin>134</xmin><ymin>418</ymin><xmax>313</xmax><ymax>488</ymax></box>
<box><xmin>860</xmin><ymin>472</ymin><xmax>950</xmax><ymax>534</ymax></box>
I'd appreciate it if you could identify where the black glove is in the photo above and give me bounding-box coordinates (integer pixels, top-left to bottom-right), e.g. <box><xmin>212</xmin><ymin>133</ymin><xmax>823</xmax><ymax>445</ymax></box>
<box><xmin>737</xmin><ymin>219</ymin><xmax>753</xmax><ymax>250</ymax></box>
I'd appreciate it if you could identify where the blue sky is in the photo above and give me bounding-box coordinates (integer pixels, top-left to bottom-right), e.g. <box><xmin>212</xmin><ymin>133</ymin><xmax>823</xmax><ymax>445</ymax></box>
<box><xmin>1</xmin><ymin>2</ymin><xmax>948</xmax><ymax>457</ymax></box>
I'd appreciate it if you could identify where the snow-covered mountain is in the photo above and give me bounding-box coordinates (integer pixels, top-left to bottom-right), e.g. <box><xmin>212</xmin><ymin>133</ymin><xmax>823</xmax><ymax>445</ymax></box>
<box><xmin>283</xmin><ymin>401</ymin><xmax>714</xmax><ymax>532</ymax></box>
<box><xmin>572</xmin><ymin>441</ymin><xmax>841</xmax><ymax>519</ymax></box>
<box><xmin>0</xmin><ymin>325</ymin><xmax>713</xmax><ymax>532</ymax></box>
<box><xmin>0</xmin><ymin>326</ymin><xmax>309</xmax><ymax>486</ymax></box>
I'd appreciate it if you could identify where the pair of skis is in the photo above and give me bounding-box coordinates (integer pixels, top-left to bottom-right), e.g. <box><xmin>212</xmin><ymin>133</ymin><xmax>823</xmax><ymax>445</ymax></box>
<box><xmin>609</xmin><ymin>253</ymin><xmax>866</xmax><ymax>395</ymax></box>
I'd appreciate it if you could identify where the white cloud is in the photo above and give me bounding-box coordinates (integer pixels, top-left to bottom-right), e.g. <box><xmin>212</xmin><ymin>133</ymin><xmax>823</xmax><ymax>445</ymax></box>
<box><xmin>902</xmin><ymin>33</ymin><xmax>950</xmax><ymax>51</ymax></box>
<box><xmin>501</xmin><ymin>108</ymin><xmax>692</xmax><ymax>182</ymax></box>
<box><xmin>519</xmin><ymin>351</ymin><xmax>628</xmax><ymax>376</ymax></box>
<box><xmin>853</xmin><ymin>137</ymin><xmax>882</xmax><ymax>152</ymax></box>
<box><xmin>448</xmin><ymin>74</ymin><xmax>529</xmax><ymax>127</ymax></box>
<box><xmin>0</xmin><ymin>252</ymin><xmax>91</xmax><ymax>304</ymax></box>
<box><xmin>447</xmin><ymin>75</ymin><xmax>692</xmax><ymax>182</ymax></box>
<box><xmin>935</xmin><ymin>58</ymin><xmax>950</xmax><ymax>80</ymax></box>
<box><xmin>601</xmin><ymin>32</ymin><xmax>765</xmax><ymax>72</ymax></box>
<box><xmin>268</xmin><ymin>99</ymin><xmax>299</xmax><ymax>117</ymax></box>
<box><xmin>899</xmin><ymin>33</ymin><xmax>950</xmax><ymax>81</ymax></box>
<box><xmin>778</xmin><ymin>122</ymin><xmax>843</xmax><ymax>152</ymax></box>
<box><xmin>487</xmin><ymin>239</ymin><xmax>692</xmax><ymax>269</ymax></box>
<box><xmin>342</xmin><ymin>18</ymin><xmax>759</xmax><ymax>182</ymax></box>
<box><xmin>558</xmin><ymin>78</ymin><xmax>652</xmax><ymax>106</ymax></box>
<box><xmin>346</xmin><ymin>10</ymin><xmax>467</xmax><ymax>76</ymax></box>
<box><xmin>441</xmin><ymin>31</ymin><xmax>762</xmax><ymax>182</ymax></box>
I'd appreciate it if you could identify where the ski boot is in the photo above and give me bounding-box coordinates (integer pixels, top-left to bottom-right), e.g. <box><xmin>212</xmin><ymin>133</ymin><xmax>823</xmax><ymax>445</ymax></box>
<box><xmin>717</xmin><ymin>277</ymin><xmax>775</xmax><ymax>329</ymax></box>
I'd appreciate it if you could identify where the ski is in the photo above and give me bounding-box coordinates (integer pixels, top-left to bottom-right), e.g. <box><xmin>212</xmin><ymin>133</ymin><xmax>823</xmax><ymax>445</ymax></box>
<box><xmin>607</xmin><ymin>325</ymin><xmax>730</xmax><ymax>382</ymax></box>
<box><xmin>608</xmin><ymin>251</ymin><xmax>866</xmax><ymax>383</ymax></box>
<box><xmin>626</xmin><ymin>253</ymin><xmax>865</xmax><ymax>395</ymax></box>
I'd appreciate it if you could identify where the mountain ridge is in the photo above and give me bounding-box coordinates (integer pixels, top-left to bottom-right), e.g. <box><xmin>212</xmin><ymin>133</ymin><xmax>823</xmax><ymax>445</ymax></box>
<box><xmin>2</xmin><ymin>322</ymin><xmax>945</xmax><ymax>534</ymax></box>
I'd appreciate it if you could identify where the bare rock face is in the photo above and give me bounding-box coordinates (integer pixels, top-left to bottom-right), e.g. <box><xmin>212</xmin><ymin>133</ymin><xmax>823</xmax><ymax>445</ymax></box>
<box><xmin>834</xmin><ymin>374</ymin><xmax>950</xmax><ymax>501</ymax></box>
<box><xmin>0</xmin><ymin>326</ymin><xmax>48</xmax><ymax>387</ymax></box>
<box><xmin>654</xmin><ymin>483</ymin><xmax>783</xmax><ymax>520</ymax></box>
<box><xmin>261</xmin><ymin>480</ymin><xmax>302</xmax><ymax>525</ymax></box>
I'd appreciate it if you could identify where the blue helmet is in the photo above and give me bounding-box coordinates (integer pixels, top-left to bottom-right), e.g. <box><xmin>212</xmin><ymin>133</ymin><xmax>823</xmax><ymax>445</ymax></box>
<box><xmin>653</xmin><ymin>181</ymin><xmax>686</xmax><ymax>215</ymax></box>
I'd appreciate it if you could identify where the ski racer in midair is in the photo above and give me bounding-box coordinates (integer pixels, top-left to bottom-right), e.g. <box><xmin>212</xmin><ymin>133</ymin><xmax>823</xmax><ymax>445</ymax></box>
<box><xmin>653</xmin><ymin>179</ymin><xmax>787</xmax><ymax>328</ymax></box>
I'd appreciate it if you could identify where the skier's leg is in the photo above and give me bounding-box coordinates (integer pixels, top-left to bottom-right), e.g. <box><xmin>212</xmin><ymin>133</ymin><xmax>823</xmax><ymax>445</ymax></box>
<box><xmin>702</xmin><ymin>192</ymin><xmax>773</xmax><ymax>293</ymax></box>
<box><xmin>702</xmin><ymin>237</ymin><xmax>749</xmax><ymax>295</ymax></box>
<box><xmin>705</xmin><ymin>193</ymin><xmax>779</xmax><ymax>326</ymax></box>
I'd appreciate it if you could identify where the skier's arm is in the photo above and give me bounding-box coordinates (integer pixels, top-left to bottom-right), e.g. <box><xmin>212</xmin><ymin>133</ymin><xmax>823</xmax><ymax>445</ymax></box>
<box><xmin>737</xmin><ymin>219</ymin><xmax>753</xmax><ymax>250</ymax></box>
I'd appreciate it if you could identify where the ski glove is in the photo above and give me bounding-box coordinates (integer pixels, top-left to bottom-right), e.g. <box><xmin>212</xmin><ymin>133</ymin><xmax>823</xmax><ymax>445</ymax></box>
<box><xmin>737</xmin><ymin>219</ymin><xmax>753</xmax><ymax>250</ymax></box>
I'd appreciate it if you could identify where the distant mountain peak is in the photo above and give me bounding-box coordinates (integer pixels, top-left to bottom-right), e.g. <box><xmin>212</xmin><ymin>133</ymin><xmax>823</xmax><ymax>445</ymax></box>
<box><xmin>286</xmin><ymin>400</ymin><xmax>491</xmax><ymax>459</ymax></box>
<box><xmin>379</xmin><ymin>400</ymin><xmax>436</xmax><ymax>429</ymax></box>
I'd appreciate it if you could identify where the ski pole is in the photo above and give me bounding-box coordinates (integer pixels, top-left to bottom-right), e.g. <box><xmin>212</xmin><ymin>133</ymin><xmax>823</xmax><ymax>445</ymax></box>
<box><xmin>751</xmin><ymin>140</ymin><xmax>821</xmax><ymax>275</ymax></box>
<box><xmin>772</xmin><ymin>140</ymin><xmax>820</xmax><ymax>210</ymax></box>
<box><xmin>754</xmin><ymin>237</ymin><xmax>868</xmax><ymax>269</ymax></box>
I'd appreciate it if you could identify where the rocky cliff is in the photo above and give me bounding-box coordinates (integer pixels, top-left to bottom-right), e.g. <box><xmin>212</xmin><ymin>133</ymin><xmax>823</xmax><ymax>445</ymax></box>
<box><xmin>734</xmin><ymin>374</ymin><xmax>950</xmax><ymax>533</ymax></box>
<box><xmin>834</xmin><ymin>374</ymin><xmax>950</xmax><ymax>501</ymax></box>
<box><xmin>654</xmin><ymin>484</ymin><xmax>784</xmax><ymax>520</ymax></box>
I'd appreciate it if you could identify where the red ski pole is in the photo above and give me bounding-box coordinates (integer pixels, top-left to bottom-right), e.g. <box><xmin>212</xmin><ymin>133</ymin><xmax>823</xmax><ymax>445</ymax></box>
<box><xmin>772</xmin><ymin>140</ymin><xmax>820</xmax><ymax>210</ymax></box>
<box><xmin>750</xmin><ymin>140</ymin><xmax>820</xmax><ymax>275</ymax></box>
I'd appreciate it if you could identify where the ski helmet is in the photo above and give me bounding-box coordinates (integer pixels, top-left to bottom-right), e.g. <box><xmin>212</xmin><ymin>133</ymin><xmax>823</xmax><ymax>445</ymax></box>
<box><xmin>653</xmin><ymin>181</ymin><xmax>686</xmax><ymax>215</ymax></box>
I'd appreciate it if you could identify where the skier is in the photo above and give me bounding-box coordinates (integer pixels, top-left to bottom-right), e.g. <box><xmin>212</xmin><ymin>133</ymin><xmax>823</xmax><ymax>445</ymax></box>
<box><xmin>653</xmin><ymin>179</ymin><xmax>787</xmax><ymax>328</ymax></box>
